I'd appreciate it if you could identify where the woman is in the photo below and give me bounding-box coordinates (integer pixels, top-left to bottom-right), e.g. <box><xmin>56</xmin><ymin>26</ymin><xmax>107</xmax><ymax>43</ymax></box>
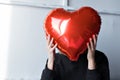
<box><xmin>41</xmin><ymin>34</ymin><xmax>110</xmax><ymax>80</ymax></box>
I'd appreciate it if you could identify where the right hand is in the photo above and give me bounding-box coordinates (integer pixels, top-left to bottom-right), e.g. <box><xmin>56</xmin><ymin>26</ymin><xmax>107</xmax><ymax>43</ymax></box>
<box><xmin>47</xmin><ymin>34</ymin><xmax>57</xmax><ymax>70</ymax></box>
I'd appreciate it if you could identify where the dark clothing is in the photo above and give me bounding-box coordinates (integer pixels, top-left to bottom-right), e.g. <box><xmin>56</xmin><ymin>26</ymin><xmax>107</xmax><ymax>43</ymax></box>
<box><xmin>41</xmin><ymin>50</ymin><xmax>110</xmax><ymax>80</ymax></box>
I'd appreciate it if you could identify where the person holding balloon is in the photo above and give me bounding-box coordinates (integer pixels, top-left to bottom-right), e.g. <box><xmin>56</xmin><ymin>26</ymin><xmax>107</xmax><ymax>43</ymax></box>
<box><xmin>41</xmin><ymin>7</ymin><xmax>110</xmax><ymax>80</ymax></box>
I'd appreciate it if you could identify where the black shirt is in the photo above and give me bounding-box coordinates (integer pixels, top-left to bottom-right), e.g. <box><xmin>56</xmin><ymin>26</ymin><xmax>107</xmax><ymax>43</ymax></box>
<box><xmin>41</xmin><ymin>50</ymin><xmax>110</xmax><ymax>80</ymax></box>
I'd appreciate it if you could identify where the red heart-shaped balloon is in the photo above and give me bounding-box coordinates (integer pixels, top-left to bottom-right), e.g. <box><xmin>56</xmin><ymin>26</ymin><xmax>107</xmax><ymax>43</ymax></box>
<box><xmin>44</xmin><ymin>7</ymin><xmax>101</xmax><ymax>61</ymax></box>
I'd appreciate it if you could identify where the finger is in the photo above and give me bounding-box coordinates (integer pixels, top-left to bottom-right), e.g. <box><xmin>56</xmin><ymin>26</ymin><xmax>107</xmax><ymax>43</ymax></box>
<box><xmin>47</xmin><ymin>34</ymin><xmax>50</xmax><ymax>45</ymax></box>
<box><xmin>48</xmin><ymin>37</ymin><xmax>54</xmax><ymax>48</ymax></box>
<box><xmin>93</xmin><ymin>34</ymin><xmax>97</xmax><ymax>46</ymax></box>
<box><xmin>52</xmin><ymin>43</ymin><xmax>58</xmax><ymax>50</ymax></box>
<box><xmin>90</xmin><ymin>38</ymin><xmax>94</xmax><ymax>50</ymax></box>
<box><xmin>87</xmin><ymin>42</ymin><xmax>90</xmax><ymax>50</ymax></box>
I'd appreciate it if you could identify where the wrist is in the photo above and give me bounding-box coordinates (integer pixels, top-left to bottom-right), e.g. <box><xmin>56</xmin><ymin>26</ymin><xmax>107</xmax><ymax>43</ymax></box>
<box><xmin>88</xmin><ymin>58</ymin><xmax>95</xmax><ymax>62</ymax></box>
<box><xmin>47</xmin><ymin>58</ymin><xmax>54</xmax><ymax>70</ymax></box>
<box><xmin>88</xmin><ymin>59</ymin><xmax>96</xmax><ymax>70</ymax></box>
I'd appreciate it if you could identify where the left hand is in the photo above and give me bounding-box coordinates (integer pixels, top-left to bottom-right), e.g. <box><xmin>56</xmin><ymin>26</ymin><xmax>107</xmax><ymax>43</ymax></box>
<box><xmin>87</xmin><ymin>34</ymin><xmax>98</xmax><ymax>70</ymax></box>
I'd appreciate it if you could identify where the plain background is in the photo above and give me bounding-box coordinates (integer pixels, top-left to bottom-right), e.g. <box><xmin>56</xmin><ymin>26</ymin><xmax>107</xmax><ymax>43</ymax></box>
<box><xmin>0</xmin><ymin>0</ymin><xmax>120</xmax><ymax>80</ymax></box>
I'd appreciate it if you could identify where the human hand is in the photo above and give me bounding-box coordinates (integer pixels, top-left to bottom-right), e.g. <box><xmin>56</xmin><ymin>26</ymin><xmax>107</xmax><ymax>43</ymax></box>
<box><xmin>87</xmin><ymin>34</ymin><xmax>97</xmax><ymax>70</ymax></box>
<box><xmin>46</xmin><ymin>34</ymin><xmax>57</xmax><ymax>70</ymax></box>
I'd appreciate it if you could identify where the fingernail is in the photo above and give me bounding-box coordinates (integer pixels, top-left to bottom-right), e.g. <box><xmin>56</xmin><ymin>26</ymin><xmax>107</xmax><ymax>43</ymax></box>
<box><xmin>93</xmin><ymin>34</ymin><xmax>95</xmax><ymax>37</ymax></box>
<box><xmin>89</xmin><ymin>38</ymin><xmax>92</xmax><ymax>41</ymax></box>
<box><xmin>86</xmin><ymin>42</ymin><xmax>88</xmax><ymax>45</ymax></box>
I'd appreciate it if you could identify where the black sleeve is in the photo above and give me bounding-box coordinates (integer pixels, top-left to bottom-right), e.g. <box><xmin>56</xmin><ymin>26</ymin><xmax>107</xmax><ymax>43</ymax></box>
<box><xmin>40</xmin><ymin>59</ymin><xmax>60</xmax><ymax>80</ymax></box>
<box><xmin>97</xmin><ymin>53</ymin><xmax>110</xmax><ymax>80</ymax></box>
<box><xmin>86</xmin><ymin>51</ymin><xmax>110</xmax><ymax>80</ymax></box>
<box><xmin>41</xmin><ymin>64</ymin><xmax>55</xmax><ymax>80</ymax></box>
<box><xmin>86</xmin><ymin>69</ymin><xmax>100</xmax><ymax>80</ymax></box>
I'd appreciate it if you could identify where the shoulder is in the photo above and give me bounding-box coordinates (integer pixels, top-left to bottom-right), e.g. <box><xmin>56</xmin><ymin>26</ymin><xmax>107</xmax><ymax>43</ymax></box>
<box><xmin>95</xmin><ymin>50</ymin><xmax>108</xmax><ymax>59</ymax></box>
<box><xmin>95</xmin><ymin>50</ymin><xmax>109</xmax><ymax>65</ymax></box>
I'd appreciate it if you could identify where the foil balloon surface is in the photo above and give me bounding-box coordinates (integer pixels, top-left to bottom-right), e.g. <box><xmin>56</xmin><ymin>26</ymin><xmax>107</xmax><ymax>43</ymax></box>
<box><xmin>44</xmin><ymin>6</ymin><xmax>101</xmax><ymax>61</ymax></box>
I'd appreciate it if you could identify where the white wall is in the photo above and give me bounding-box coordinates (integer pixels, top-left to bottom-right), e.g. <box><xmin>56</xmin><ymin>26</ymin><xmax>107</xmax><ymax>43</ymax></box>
<box><xmin>97</xmin><ymin>14</ymin><xmax>120</xmax><ymax>80</ymax></box>
<box><xmin>6</xmin><ymin>6</ymin><xmax>50</xmax><ymax>80</ymax></box>
<box><xmin>0</xmin><ymin>4</ymin><xmax>50</xmax><ymax>80</ymax></box>
<box><xmin>0</xmin><ymin>0</ymin><xmax>120</xmax><ymax>80</ymax></box>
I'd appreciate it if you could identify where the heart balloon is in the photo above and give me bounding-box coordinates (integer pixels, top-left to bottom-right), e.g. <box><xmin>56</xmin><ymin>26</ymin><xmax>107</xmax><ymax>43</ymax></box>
<box><xmin>44</xmin><ymin>6</ymin><xmax>101</xmax><ymax>61</ymax></box>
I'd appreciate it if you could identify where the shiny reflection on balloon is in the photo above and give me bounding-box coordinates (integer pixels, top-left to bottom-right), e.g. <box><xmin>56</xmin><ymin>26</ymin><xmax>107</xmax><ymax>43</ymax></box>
<box><xmin>51</xmin><ymin>17</ymin><xmax>71</xmax><ymax>35</ymax></box>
